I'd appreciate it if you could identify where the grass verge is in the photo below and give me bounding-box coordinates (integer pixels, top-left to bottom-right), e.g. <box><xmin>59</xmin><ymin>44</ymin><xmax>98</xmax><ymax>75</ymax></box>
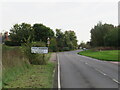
<box><xmin>2</xmin><ymin>45</ymin><xmax>31</xmax><ymax>87</ymax></box>
<box><xmin>78</xmin><ymin>50</ymin><xmax>119</xmax><ymax>61</ymax></box>
<box><xmin>3</xmin><ymin>61</ymin><xmax>55</xmax><ymax>88</ymax></box>
<box><xmin>2</xmin><ymin>62</ymin><xmax>31</xmax><ymax>87</ymax></box>
<box><xmin>2</xmin><ymin>45</ymin><xmax>55</xmax><ymax>88</ymax></box>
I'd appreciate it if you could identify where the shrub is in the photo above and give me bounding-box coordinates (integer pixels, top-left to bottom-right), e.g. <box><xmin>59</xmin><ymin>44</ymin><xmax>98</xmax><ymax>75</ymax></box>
<box><xmin>63</xmin><ymin>47</ymin><xmax>70</xmax><ymax>51</ymax></box>
<box><xmin>21</xmin><ymin>41</ymin><xmax>47</xmax><ymax>65</ymax></box>
<box><xmin>49</xmin><ymin>38</ymin><xmax>58</xmax><ymax>52</ymax></box>
<box><xmin>91</xmin><ymin>47</ymin><xmax>118</xmax><ymax>51</ymax></box>
<box><xmin>4</xmin><ymin>41</ymin><xmax>21</xmax><ymax>46</ymax></box>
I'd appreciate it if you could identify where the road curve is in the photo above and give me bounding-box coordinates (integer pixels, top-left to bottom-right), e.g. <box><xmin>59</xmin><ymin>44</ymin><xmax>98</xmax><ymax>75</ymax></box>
<box><xmin>58</xmin><ymin>50</ymin><xmax>119</xmax><ymax>88</ymax></box>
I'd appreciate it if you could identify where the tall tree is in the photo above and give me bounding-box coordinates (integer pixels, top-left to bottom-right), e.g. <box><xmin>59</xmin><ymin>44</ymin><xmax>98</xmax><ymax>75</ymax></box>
<box><xmin>56</xmin><ymin>29</ymin><xmax>78</xmax><ymax>51</ymax></box>
<box><xmin>33</xmin><ymin>23</ymin><xmax>54</xmax><ymax>43</ymax></box>
<box><xmin>9</xmin><ymin>23</ymin><xmax>34</xmax><ymax>43</ymax></box>
<box><xmin>90</xmin><ymin>22</ymin><xmax>114</xmax><ymax>46</ymax></box>
<box><xmin>56</xmin><ymin>29</ymin><xmax>65</xmax><ymax>51</ymax></box>
<box><xmin>64</xmin><ymin>30</ymin><xmax>78</xmax><ymax>50</ymax></box>
<box><xmin>49</xmin><ymin>37</ymin><xmax>58</xmax><ymax>52</ymax></box>
<box><xmin>118</xmin><ymin>26</ymin><xmax>120</xmax><ymax>47</ymax></box>
<box><xmin>104</xmin><ymin>27</ymin><xmax>118</xmax><ymax>47</ymax></box>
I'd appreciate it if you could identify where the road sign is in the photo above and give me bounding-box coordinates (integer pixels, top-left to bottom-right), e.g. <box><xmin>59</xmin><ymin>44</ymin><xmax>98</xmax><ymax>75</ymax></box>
<box><xmin>31</xmin><ymin>47</ymin><xmax>48</xmax><ymax>54</ymax></box>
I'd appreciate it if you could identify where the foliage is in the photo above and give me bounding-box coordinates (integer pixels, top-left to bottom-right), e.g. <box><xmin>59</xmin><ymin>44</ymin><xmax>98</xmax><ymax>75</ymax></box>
<box><xmin>79</xmin><ymin>41</ymin><xmax>91</xmax><ymax>49</ymax></box>
<box><xmin>64</xmin><ymin>31</ymin><xmax>78</xmax><ymax>50</ymax></box>
<box><xmin>21</xmin><ymin>41</ymin><xmax>47</xmax><ymax>65</ymax></box>
<box><xmin>62</xmin><ymin>47</ymin><xmax>70</xmax><ymax>51</ymax></box>
<box><xmin>104</xmin><ymin>27</ymin><xmax>118</xmax><ymax>47</ymax></box>
<box><xmin>4</xmin><ymin>41</ymin><xmax>21</xmax><ymax>46</ymax></box>
<box><xmin>9</xmin><ymin>23</ymin><xmax>34</xmax><ymax>44</ymax></box>
<box><xmin>49</xmin><ymin>37</ymin><xmax>58</xmax><ymax>52</ymax></box>
<box><xmin>91</xmin><ymin>47</ymin><xmax>118</xmax><ymax>51</ymax></box>
<box><xmin>56</xmin><ymin>29</ymin><xmax>65</xmax><ymax>51</ymax></box>
<box><xmin>2</xmin><ymin>45</ymin><xmax>31</xmax><ymax>86</ymax></box>
<box><xmin>90</xmin><ymin>22</ymin><xmax>115</xmax><ymax>47</ymax></box>
<box><xmin>7</xmin><ymin>22</ymin><xmax>78</xmax><ymax>52</ymax></box>
<box><xmin>118</xmin><ymin>26</ymin><xmax>120</xmax><ymax>47</ymax></box>
<box><xmin>33</xmin><ymin>23</ymin><xmax>54</xmax><ymax>43</ymax></box>
<box><xmin>2</xmin><ymin>45</ymin><xmax>53</xmax><ymax>88</ymax></box>
<box><xmin>56</xmin><ymin>29</ymin><xmax>78</xmax><ymax>51</ymax></box>
<box><xmin>79</xmin><ymin>41</ymin><xmax>86</xmax><ymax>49</ymax></box>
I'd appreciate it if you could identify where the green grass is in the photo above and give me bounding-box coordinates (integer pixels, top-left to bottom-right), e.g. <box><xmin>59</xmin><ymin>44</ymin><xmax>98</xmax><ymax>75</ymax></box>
<box><xmin>78</xmin><ymin>50</ymin><xmax>119</xmax><ymax>61</ymax></box>
<box><xmin>2</xmin><ymin>45</ymin><xmax>31</xmax><ymax>87</ymax></box>
<box><xmin>2</xmin><ymin>45</ymin><xmax>55</xmax><ymax>88</ymax></box>
<box><xmin>2</xmin><ymin>62</ymin><xmax>31</xmax><ymax>86</ymax></box>
<box><xmin>3</xmin><ymin>62</ymin><xmax>55</xmax><ymax>88</ymax></box>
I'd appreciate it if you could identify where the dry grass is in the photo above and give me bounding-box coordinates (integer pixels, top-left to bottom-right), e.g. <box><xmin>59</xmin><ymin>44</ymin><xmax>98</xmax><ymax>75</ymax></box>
<box><xmin>2</xmin><ymin>45</ymin><xmax>31</xmax><ymax>86</ymax></box>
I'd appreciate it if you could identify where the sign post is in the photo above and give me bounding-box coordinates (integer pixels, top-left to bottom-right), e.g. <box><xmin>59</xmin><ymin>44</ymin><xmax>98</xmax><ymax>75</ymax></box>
<box><xmin>31</xmin><ymin>38</ymin><xmax>50</xmax><ymax>64</ymax></box>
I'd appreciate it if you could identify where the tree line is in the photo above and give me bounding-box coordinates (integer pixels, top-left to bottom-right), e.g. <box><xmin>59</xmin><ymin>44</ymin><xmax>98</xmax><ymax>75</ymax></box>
<box><xmin>90</xmin><ymin>22</ymin><xmax>119</xmax><ymax>47</ymax></box>
<box><xmin>4</xmin><ymin>23</ymin><xmax>78</xmax><ymax>52</ymax></box>
<box><xmin>79</xmin><ymin>22</ymin><xmax>119</xmax><ymax>49</ymax></box>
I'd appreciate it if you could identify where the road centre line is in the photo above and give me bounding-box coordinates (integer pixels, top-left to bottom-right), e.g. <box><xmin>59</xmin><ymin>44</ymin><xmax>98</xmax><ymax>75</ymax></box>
<box><xmin>83</xmin><ymin>61</ymin><xmax>120</xmax><ymax>85</ymax></box>
<box><xmin>94</xmin><ymin>68</ymin><xmax>107</xmax><ymax>76</ymax></box>
<box><xmin>112</xmin><ymin>79</ymin><xmax>120</xmax><ymax>84</ymax></box>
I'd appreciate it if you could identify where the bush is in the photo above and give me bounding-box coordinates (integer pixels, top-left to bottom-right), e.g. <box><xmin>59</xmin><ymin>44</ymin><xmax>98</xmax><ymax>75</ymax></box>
<box><xmin>91</xmin><ymin>47</ymin><xmax>118</xmax><ymax>51</ymax></box>
<box><xmin>63</xmin><ymin>47</ymin><xmax>70</xmax><ymax>51</ymax></box>
<box><xmin>4</xmin><ymin>41</ymin><xmax>21</xmax><ymax>46</ymax></box>
<box><xmin>49</xmin><ymin>38</ymin><xmax>58</xmax><ymax>52</ymax></box>
<box><xmin>21</xmin><ymin>41</ymin><xmax>47</xmax><ymax>65</ymax></box>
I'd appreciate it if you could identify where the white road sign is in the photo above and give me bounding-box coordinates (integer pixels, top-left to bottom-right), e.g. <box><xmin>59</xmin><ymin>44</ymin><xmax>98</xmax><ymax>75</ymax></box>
<box><xmin>31</xmin><ymin>47</ymin><xmax>48</xmax><ymax>54</ymax></box>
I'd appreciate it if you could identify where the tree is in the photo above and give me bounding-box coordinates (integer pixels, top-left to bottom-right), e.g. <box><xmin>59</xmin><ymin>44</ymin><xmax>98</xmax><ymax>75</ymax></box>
<box><xmin>56</xmin><ymin>29</ymin><xmax>65</xmax><ymax>51</ymax></box>
<box><xmin>9</xmin><ymin>23</ymin><xmax>34</xmax><ymax>44</ymax></box>
<box><xmin>49</xmin><ymin>37</ymin><xmax>58</xmax><ymax>52</ymax></box>
<box><xmin>64</xmin><ymin>30</ymin><xmax>78</xmax><ymax>50</ymax></box>
<box><xmin>118</xmin><ymin>26</ymin><xmax>120</xmax><ymax>47</ymax></box>
<box><xmin>33</xmin><ymin>23</ymin><xmax>54</xmax><ymax>43</ymax></box>
<box><xmin>104</xmin><ymin>27</ymin><xmax>118</xmax><ymax>47</ymax></box>
<box><xmin>90</xmin><ymin>22</ymin><xmax>114</xmax><ymax>46</ymax></box>
<box><xmin>56</xmin><ymin>29</ymin><xmax>78</xmax><ymax>51</ymax></box>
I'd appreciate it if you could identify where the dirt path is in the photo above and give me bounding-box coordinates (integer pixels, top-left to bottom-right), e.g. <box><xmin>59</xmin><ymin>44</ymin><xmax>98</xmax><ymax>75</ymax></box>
<box><xmin>49</xmin><ymin>53</ymin><xmax>57</xmax><ymax>63</ymax></box>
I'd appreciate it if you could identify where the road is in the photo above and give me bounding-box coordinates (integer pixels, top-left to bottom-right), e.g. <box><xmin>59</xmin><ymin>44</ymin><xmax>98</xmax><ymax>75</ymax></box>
<box><xmin>58</xmin><ymin>50</ymin><xmax>119</xmax><ymax>88</ymax></box>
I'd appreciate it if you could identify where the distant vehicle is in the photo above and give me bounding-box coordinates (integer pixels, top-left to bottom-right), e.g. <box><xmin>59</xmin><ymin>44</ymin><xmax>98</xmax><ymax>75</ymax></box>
<box><xmin>83</xmin><ymin>48</ymin><xmax>87</xmax><ymax>50</ymax></box>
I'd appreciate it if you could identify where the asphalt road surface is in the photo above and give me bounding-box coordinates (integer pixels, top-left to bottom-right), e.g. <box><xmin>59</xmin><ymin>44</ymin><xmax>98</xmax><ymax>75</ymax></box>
<box><xmin>58</xmin><ymin>50</ymin><xmax>119</xmax><ymax>88</ymax></box>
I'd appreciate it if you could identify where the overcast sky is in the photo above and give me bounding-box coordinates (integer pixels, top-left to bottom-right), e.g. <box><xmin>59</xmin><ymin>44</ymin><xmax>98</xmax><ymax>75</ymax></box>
<box><xmin>0</xmin><ymin>0</ymin><xmax>118</xmax><ymax>44</ymax></box>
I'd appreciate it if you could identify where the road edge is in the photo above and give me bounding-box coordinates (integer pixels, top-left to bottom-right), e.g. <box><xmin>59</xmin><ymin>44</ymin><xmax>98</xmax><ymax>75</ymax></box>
<box><xmin>57</xmin><ymin>53</ymin><xmax>61</xmax><ymax>89</ymax></box>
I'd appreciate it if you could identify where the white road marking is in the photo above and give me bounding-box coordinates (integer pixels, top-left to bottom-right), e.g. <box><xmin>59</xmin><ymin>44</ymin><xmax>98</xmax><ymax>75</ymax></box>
<box><xmin>83</xmin><ymin>62</ymin><xmax>107</xmax><ymax>76</ymax></box>
<box><xmin>57</xmin><ymin>53</ymin><xmax>61</xmax><ymax>89</ymax></box>
<box><xmin>112</xmin><ymin>79</ymin><xmax>120</xmax><ymax>84</ymax></box>
<box><xmin>85</xmin><ymin>62</ymin><xmax>88</xmax><ymax>65</ymax></box>
<box><xmin>95</xmin><ymin>68</ymin><xmax>107</xmax><ymax>76</ymax></box>
<box><xmin>85</xmin><ymin>63</ymin><xmax>120</xmax><ymax>84</ymax></box>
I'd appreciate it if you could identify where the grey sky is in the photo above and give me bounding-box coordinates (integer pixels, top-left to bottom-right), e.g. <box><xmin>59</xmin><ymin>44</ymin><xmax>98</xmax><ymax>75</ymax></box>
<box><xmin>0</xmin><ymin>0</ymin><xmax>118</xmax><ymax>44</ymax></box>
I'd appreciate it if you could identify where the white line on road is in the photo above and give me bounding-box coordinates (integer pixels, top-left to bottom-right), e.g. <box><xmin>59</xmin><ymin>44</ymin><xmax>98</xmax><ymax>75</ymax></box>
<box><xmin>84</xmin><ymin>62</ymin><xmax>120</xmax><ymax>85</ymax></box>
<box><xmin>85</xmin><ymin>62</ymin><xmax>88</xmax><ymax>65</ymax></box>
<box><xmin>112</xmin><ymin>79</ymin><xmax>120</xmax><ymax>84</ymax></box>
<box><xmin>95</xmin><ymin>68</ymin><xmax>120</xmax><ymax>84</ymax></box>
<box><xmin>83</xmin><ymin>62</ymin><xmax>107</xmax><ymax>76</ymax></box>
<box><xmin>95</xmin><ymin>68</ymin><xmax>107</xmax><ymax>76</ymax></box>
<box><xmin>57</xmin><ymin>53</ymin><xmax>61</xmax><ymax>89</ymax></box>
